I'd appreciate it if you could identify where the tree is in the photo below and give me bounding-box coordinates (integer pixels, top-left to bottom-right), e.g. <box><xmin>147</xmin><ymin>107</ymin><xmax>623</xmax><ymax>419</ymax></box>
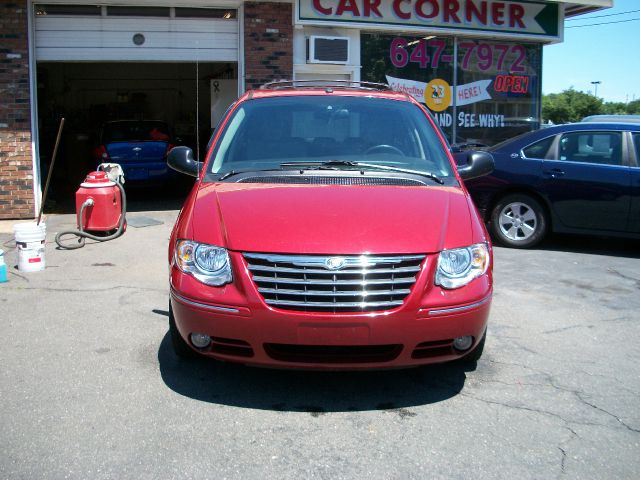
<box><xmin>542</xmin><ymin>93</ymin><xmax>572</xmax><ymax>124</ymax></box>
<box><xmin>542</xmin><ymin>88</ymin><xmax>603</xmax><ymax>123</ymax></box>
<box><xmin>627</xmin><ymin>99</ymin><xmax>640</xmax><ymax>115</ymax></box>
<box><xmin>602</xmin><ymin>102</ymin><xmax>628</xmax><ymax>115</ymax></box>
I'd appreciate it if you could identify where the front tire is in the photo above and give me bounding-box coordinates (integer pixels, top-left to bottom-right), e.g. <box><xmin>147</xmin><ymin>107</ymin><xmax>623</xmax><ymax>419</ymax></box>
<box><xmin>169</xmin><ymin>301</ymin><xmax>198</xmax><ymax>359</ymax></box>
<box><xmin>489</xmin><ymin>193</ymin><xmax>547</xmax><ymax>248</ymax></box>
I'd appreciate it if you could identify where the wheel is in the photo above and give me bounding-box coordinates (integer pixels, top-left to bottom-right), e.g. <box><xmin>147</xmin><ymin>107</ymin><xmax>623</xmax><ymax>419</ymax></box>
<box><xmin>169</xmin><ymin>301</ymin><xmax>198</xmax><ymax>359</ymax></box>
<box><xmin>460</xmin><ymin>330</ymin><xmax>486</xmax><ymax>363</ymax></box>
<box><xmin>364</xmin><ymin>144</ymin><xmax>405</xmax><ymax>156</ymax></box>
<box><xmin>489</xmin><ymin>193</ymin><xmax>548</xmax><ymax>248</ymax></box>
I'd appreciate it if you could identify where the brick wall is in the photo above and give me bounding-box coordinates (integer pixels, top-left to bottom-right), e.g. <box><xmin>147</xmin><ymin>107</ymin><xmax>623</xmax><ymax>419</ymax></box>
<box><xmin>244</xmin><ymin>2</ymin><xmax>293</xmax><ymax>90</ymax></box>
<box><xmin>0</xmin><ymin>0</ymin><xmax>34</xmax><ymax>220</ymax></box>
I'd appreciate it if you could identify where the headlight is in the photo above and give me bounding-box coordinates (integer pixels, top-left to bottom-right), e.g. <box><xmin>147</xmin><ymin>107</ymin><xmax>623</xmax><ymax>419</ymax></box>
<box><xmin>174</xmin><ymin>240</ymin><xmax>232</xmax><ymax>286</ymax></box>
<box><xmin>435</xmin><ymin>243</ymin><xmax>490</xmax><ymax>289</ymax></box>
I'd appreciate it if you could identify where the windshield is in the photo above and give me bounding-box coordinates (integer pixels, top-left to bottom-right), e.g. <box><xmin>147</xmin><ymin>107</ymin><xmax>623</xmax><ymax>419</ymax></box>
<box><xmin>208</xmin><ymin>96</ymin><xmax>454</xmax><ymax>178</ymax></box>
<box><xmin>102</xmin><ymin>121</ymin><xmax>170</xmax><ymax>143</ymax></box>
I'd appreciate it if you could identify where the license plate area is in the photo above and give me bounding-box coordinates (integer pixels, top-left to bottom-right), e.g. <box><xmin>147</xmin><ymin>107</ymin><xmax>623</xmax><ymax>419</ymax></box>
<box><xmin>297</xmin><ymin>323</ymin><xmax>370</xmax><ymax>345</ymax></box>
<box><xmin>127</xmin><ymin>168</ymin><xmax>148</xmax><ymax>180</ymax></box>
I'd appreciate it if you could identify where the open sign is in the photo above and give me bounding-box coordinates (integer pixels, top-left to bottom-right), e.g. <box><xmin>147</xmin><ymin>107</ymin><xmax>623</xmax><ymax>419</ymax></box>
<box><xmin>493</xmin><ymin>74</ymin><xmax>530</xmax><ymax>94</ymax></box>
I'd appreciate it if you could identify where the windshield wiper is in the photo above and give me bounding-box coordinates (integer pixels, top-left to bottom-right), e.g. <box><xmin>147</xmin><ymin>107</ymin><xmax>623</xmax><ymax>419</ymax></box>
<box><xmin>281</xmin><ymin>160</ymin><xmax>359</xmax><ymax>170</ymax></box>
<box><xmin>280</xmin><ymin>160</ymin><xmax>445</xmax><ymax>184</ymax></box>
<box><xmin>217</xmin><ymin>168</ymin><xmax>280</xmax><ymax>181</ymax></box>
<box><xmin>279</xmin><ymin>160</ymin><xmax>350</xmax><ymax>171</ymax></box>
<box><xmin>218</xmin><ymin>170</ymin><xmax>239</xmax><ymax>181</ymax></box>
<box><xmin>220</xmin><ymin>162</ymin><xmax>351</xmax><ymax>181</ymax></box>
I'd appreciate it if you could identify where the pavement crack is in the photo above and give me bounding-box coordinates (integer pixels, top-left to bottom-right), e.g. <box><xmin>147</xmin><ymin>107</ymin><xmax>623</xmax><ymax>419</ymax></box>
<box><xmin>607</xmin><ymin>268</ymin><xmax>640</xmax><ymax>287</ymax></box>
<box><xmin>485</xmin><ymin>360</ymin><xmax>640</xmax><ymax>404</ymax></box>
<box><xmin>489</xmin><ymin>337</ymin><xmax>540</xmax><ymax>355</ymax></box>
<box><xmin>574</xmin><ymin>370</ymin><xmax>640</xmax><ymax>396</ymax></box>
<box><xmin>543</xmin><ymin>324</ymin><xmax>592</xmax><ymax>335</ymax></box>
<box><xmin>461</xmin><ymin>392</ymin><xmax>615</xmax><ymax>433</ymax></box>
<box><xmin>558</xmin><ymin>446</ymin><xmax>567</xmax><ymax>476</ymax></box>
<box><xmin>461</xmin><ymin>392</ymin><xmax>572</xmax><ymax>424</ymax></box>
<box><xmin>601</xmin><ymin>315</ymin><xmax>635</xmax><ymax>323</ymax></box>
<box><xmin>541</xmin><ymin>376</ymin><xmax>640</xmax><ymax>434</ymax></box>
<box><xmin>486</xmin><ymin>358</ymin><xmax>548</xmax><ymax>373</ymax></box>
<box><xmin>470</xmin><ymin>378</ymin><xmax>548</xmax><ymax>388</ymax></box>
<box><xmin>574</xmin><ymin>392</ymin><xmax>640</xmax><ymax>434</ymax></box>
<box><xmin>8</xmin><ymin>271</ymin><xmax>29</xmax><ymax>283</ymax></box>
<box><xmin>556</xmin><ymin>426</ymin><xmax>579</xmax><ymax>479</ymax></box>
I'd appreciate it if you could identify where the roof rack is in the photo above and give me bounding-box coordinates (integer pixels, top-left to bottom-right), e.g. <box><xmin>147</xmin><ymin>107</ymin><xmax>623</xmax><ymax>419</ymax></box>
<box><xmin>260</xmin><ymin>79</ymin><xmax>392</xmax><ymax>91</ymax></box>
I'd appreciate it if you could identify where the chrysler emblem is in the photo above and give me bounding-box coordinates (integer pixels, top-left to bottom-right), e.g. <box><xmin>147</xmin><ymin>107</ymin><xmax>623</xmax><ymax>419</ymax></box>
<box><xmin>325</xmin><ymin>257</ymin><xmax>346</xmax><ymax>270</ymax></box>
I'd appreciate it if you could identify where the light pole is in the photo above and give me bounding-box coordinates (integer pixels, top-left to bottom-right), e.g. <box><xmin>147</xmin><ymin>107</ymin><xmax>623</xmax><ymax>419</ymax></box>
<box><xmin>591</xmin><ymin>81</ymin><xmax>601</xmax><ymax>98</ymax></box>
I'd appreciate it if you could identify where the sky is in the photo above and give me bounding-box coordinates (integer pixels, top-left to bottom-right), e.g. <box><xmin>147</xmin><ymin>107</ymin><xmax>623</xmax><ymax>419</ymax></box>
<box><xmin>542</xmin><ymin>0</ymin><xmax>640</xmax><ymax>103</ymax></box>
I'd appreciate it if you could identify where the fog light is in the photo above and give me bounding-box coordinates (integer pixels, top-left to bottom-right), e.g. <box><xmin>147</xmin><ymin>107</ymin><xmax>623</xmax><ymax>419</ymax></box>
<box><xmin>453</xmin><ymin>335</ymin><xmax>473</xmax><ymax>351</ymax></box>
<box><xmin>190</xmin><ymin>333</ymin><xmax>211</xmax><ymax>349</ymax></box>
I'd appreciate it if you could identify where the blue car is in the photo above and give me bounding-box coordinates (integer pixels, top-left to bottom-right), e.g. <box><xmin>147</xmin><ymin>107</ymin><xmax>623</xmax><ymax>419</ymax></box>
<box><xmin>464</xmin><ymin>122</ymin><xmax>640</xmax><ymax>248</ymax></box>
<box><xmin>94</xmin><ymin>120</ymin><xmax>176</xmax><ymax>184</ymax></box>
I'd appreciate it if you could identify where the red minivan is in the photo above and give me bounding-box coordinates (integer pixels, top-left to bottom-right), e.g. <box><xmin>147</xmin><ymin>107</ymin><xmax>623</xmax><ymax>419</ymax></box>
<box><xmin>167</xmin><ymin>81</ymin><xmax>494</xmax><ymax>369</ymax></box>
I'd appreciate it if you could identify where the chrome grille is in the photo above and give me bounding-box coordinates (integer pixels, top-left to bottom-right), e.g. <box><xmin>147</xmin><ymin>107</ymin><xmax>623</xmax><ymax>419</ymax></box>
<box><xmin>243</xmin><ymin>253</ymin><xmax>425</xmax><ymax>312</ymax></box>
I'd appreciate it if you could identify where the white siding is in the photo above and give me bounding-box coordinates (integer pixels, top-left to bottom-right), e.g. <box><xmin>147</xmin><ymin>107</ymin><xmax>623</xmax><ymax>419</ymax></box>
<box><xmin>35</xmin><ymin>16</ymin><xmax>238</xmax><ymax>62</ymax></box>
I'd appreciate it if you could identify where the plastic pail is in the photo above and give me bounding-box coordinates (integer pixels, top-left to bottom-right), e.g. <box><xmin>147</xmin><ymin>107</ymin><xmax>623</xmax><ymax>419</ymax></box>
<box><xmin>14</xmin><ymin>222</ymin><xmax>46</xmax><ymax>272</ymax></box>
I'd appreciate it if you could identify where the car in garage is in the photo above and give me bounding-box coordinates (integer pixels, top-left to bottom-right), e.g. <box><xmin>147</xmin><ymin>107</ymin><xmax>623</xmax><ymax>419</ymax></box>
<box><xmin>93</xmin><ymin>120</ymin><xmax>175</xmax><ymax>184</ymax></box>
<box><xmin>464</xmin><ymin>122</ymin><xmax>640</xmax><ymax>248</ymax></box>
<box><xmin>166</xmin><ymin>81</ymin><xmax>495</xmax><ymax>369</ymax></box>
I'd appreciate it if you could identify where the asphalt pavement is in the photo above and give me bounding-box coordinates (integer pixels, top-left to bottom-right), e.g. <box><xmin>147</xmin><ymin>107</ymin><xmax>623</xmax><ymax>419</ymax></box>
<box><xmin>1</xmin><ymin>210</ymin><xmax>639</xmax><ymax>479</ymax></box>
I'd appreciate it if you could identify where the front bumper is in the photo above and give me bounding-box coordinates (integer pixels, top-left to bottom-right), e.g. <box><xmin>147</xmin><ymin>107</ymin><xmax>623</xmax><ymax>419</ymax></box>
<box><xmin>169</xmin><ymin>252</ymin><xmax>492</xmax><ymax>370</ymax></box>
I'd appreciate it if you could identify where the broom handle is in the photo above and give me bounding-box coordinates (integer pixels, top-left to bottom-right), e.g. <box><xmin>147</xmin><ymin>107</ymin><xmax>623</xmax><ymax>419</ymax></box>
<box><xmin>37</xmin><ymin>117</ymin><xmax>65</xmax><ymax>226</ymax></box>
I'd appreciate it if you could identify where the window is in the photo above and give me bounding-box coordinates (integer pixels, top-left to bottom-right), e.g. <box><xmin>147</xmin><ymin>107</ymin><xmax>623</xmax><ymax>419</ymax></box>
<box><xmin>107</xmin><ymin>6</ymin><xmax>169</xmax><ymax>17</ymax></box>
<box><xmin>102</xmin><ymin>121</ymin><xmax>170</xmax><ymax>144</ymax></box>
<box><xmin>522</xmin><ymin>136</ymin><xmax>554</xmax><ymax>159</ymax></box>
<box><xmin>361</xmin><ymin>34</ymin><xmax>456</xmax><ymax>141</ymax></box>
<box><xmin>558</xmin><ymin>132</ymin><xmax>623</xmax><ymax>166</ymax></box>
<box><xmin>208</xmin><ymin>96</ymin><xmax>453</xmax><ymax>178</ymax></box>
<box><xmin>35</xmin><ymin>4</ymin><xmax>101</xmax><ymax>15</ymax></box>
<box><xmin>633</xmin><ymin>133</ymin><xmax>640</xmax><ymax>167</ymax></box>
<box><xmin>175</xmin><ymin>8</ymin><xmax>236</xmax><ymax>19</ymax></box>
<box><xmin>360</xmin><ymin>34</ymin><xmax>542</xmax><ymax>146</ymax></box>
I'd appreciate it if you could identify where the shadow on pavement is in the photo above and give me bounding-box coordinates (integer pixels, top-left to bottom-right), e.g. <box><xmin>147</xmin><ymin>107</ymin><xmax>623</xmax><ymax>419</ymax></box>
<box><xmin>157</xmin><ymin>333</ymin><xmax>469</xmax><ymax>413</ymax></box>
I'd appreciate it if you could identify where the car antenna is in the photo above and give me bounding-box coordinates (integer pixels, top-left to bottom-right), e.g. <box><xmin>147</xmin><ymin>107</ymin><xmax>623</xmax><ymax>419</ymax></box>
<box><xmin>195</xmin><ymin>40</ymin><xmax>201</xmax><ymax>177</ymax></box>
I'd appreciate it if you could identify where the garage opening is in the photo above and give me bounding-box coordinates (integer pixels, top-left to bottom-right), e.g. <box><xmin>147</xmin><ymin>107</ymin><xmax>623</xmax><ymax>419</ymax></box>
<box><xmin>33</xmin><ymin>3</ymin><xmax>240</xmax><ymax>210</ymax></box>
<box><xmin>37</xmin><ymin>62</ymin><xmax>237</xmax><ymax>209</ymax></box>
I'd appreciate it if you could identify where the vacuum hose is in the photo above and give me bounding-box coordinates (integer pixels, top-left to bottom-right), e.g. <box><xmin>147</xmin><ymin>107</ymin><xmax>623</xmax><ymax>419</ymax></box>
<box><xmin>55</xmin><ymin>182</ymin><xmax>127</xmax><ymax>250</ymax></box>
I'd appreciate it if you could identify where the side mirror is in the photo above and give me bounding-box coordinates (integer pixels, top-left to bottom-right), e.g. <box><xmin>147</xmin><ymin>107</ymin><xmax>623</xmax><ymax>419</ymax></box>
<box><xmin>455</xmin><ymin>151</ymin><xmax>494</xmax><ymax>181</ymax></box>
<box><xmin>167</xmin><ymin>146</ymin><xmax>203</xmax><ymax>177</ymax></box>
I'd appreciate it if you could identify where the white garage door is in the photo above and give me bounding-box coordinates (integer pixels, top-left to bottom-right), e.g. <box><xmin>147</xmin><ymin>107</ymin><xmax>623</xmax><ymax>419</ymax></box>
<box><xmin>34</xmin><ymin>4</ymin><xmax>239</xmax><ymax>62</ymax></box>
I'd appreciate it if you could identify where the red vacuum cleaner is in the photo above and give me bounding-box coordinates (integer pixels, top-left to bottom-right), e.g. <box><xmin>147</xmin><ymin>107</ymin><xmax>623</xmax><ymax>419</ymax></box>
<box><xmin>55</xmin><ymin>163</ymin><xmax>127</xmax><ymax>249</ymax></box>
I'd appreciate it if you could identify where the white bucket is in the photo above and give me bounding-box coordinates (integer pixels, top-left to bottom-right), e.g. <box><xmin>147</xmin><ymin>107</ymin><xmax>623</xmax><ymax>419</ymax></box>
<box><xmin>14</xmin><ymin>222</ymin><xmax>46</xmax><ymax>272</ymax></box>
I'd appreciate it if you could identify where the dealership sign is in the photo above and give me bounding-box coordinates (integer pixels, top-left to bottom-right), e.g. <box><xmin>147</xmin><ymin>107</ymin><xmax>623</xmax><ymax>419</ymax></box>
<box><xmin>386</xmin><ymin>74</ymin><xmax>492</xmax><ymax>108</ymax></box>
<box><xmin>386</xmin><ymin>75</ymin><xmax>509</xmax><ymax>129</ymax></box>
<box><xmin>297</xmin><ymin>0</ymin><xmax>561</xmax><ymax>41</ymax></box>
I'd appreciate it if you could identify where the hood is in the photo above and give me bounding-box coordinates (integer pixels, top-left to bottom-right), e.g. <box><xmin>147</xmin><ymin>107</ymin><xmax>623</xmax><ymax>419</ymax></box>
<box><xmin>190</xmin><ymin>183</ymin><xmax>476</xmax><ymax>254</ymax></box>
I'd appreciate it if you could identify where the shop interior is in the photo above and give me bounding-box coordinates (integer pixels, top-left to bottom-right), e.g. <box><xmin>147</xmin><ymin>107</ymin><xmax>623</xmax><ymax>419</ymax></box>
<box><xmin>36</xmin><ymin>61</ymin><xmax>237</xmax><ymax>210</ymax></box>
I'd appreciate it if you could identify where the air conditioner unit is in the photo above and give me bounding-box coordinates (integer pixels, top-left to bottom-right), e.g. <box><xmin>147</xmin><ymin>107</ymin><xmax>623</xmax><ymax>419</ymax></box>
<box><xmin>306</xmin><ymin>36</ymin><xmax>349</xmax><ymax>64</ymax></box>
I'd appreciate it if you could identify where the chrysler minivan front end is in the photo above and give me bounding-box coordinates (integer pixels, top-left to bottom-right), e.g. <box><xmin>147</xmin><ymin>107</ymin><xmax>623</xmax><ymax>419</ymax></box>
<box><xmin>167</xmin><ymin>82</ymin><xmax>494</xmax><ymax>369</ymax></box>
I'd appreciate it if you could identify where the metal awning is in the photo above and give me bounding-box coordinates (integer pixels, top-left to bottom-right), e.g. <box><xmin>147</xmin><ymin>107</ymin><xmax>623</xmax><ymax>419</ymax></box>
<box><xmin>544</xmin><ymin>0</ymin><xmax>614</xmax><ymax>17</ymax></box>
